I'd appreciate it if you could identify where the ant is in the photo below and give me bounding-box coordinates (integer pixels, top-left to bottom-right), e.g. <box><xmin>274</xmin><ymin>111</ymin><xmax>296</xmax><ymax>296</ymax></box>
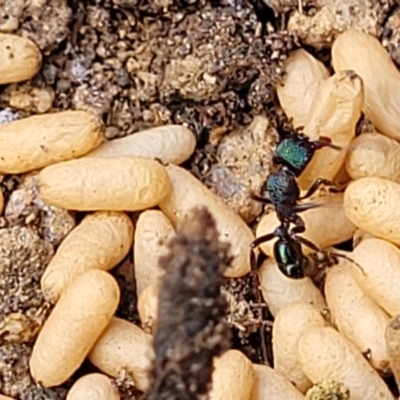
<box><xmin>252</xmin><ymin>131</ymin><xmax>343</xmax><ymax>237</ymax></box>
<box><xmin>248</xmin><ymin>129</ymin><xmax>360</xmax><ymax>364</ymax></box>
<box><xmin>251</xmin><ymin>221</ymin><xmax>357</xmax><ymax>281</ymax></box>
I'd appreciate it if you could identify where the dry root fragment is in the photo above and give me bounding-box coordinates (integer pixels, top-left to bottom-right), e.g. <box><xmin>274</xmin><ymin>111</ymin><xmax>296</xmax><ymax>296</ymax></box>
<box><xmin>325</xmin><ymin>262</ymin><xmax>390</xmax><ymax>371</ymax></box>
<box><xmin>143</xmin><ymin>207</ymin><xmax>231</xmax><ymax>400</ymax></box>
<box><xmin>298</xmin><ymin>70</ymin><xmax>363</xmax><ymax>190</ymax></box>
<box><xmin>0</xmin><ymin>33</ymin><xmax>41</xmax><ymax>84</ymax></box>
<box><xmin>159</xmin><ymin>164</ymin><xmax>255</xmax><ymax>278</ymax></box>
<box><xmin>86</xmin><ymin>125</ymin><xmax>196</xmax><ymax>165</ymax></box>
<box><xmin>305</xmin><ymin>379</ymin><xmax>349</xmax><ymax>400</ymax></box>
<box><xmin>258</xmin><ymin>259</ymin><xmax>326</xmax><ymax>318</ymax></box>
<box><xmin>332</xmin><ymin>29</ymin><xmax>400</xmax><ymax>141</ymax></box>
<box><xmin>297</xmin><ymin>327</ymin><xmax>394</xmax><ymax>400</ymax></box>
<box><xmin>346</xmin><ymin>132</ymin><xmax>400</xmax><ymax>183</ymax></box>
<box><xmin>277</xmin><ymin>49</ymin><xmax>329</xmax><ymax>128</ymax></box>
<box><xmin>273</xmin><ymin>303</ymin><xmax>326</xmax><ymax>393</ymax></box>
<box><xmin>344</xmin><ymin>177</ymin><xmax>400</xmax><ymax>245</ymax></box>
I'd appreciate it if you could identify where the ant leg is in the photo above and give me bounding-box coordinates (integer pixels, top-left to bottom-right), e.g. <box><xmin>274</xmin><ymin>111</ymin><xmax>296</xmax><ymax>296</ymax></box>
<box><xmin>294</xmin><ymin>202</ymin><xmax>321</xmax><ymax>213</ymax></box>
<box><xmin>313</xmin><ymin>136</ymin><xmax>342</xmax><ymax>151</ymax></box>
<box><xmin>289</xmin><ymin>215</ymin><xmax>306</xmax><ymax>235</ymax></box>
<box><xmin>294</xmin><ymin>235</ymin><xmax>320</xmax><ymax>253</ymax></box>
<box><xmin>299</xmin><ymin>178</ymin><xmax>340</xmax><ymax>200</ymax></box>
<box><xmin>250</xmin><ymin>232</ymin><xmax>276</xmax><ymax>251</ymax></box>
<box><xmin>250</xmin><ymin>193</ymin><xmax>272</xmax><ymax>204</ymax></box>
<box><xmin>327</xmin><ymin>251</ymin><xmax>366</xmax><ymax>275</ymax></box>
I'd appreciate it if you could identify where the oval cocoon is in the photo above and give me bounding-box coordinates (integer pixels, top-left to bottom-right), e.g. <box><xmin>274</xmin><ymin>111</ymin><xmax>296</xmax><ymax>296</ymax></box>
<box><xmin>138</xmin><ymin>282</ymin><xmax>160</xmax><ymax>333</ymax></box>
<box><xmin>332</xmin><ymin>29</ymin><xmax>400</xmax><ymax>141</ymax></box>
<box><xmin>298</xmin><ymin>70</ymin><xmax>363</xmax><ymax>190</ymax></box>
<box><xmin>159</xmin><ymin>164</ymin><xmax>255</xmax><ymax>277</ymax></box>
<box><xmin>88</xmin><ymin>317</ymin><xmax>153</xmax><ymax>392</ymax></box>
<box><xmin>258</xmin><ymin>259</ymin><xmax>326</xmax><ymax>317</ymax></box>
<box><xmin>325</xmin><ymin>262</ymin><xmax>390</xmax><ymax>371</ymax></box>
<box><xmin>0</xmin><ymin>33</ymin><xmax>41</xmax><ymax>84</ymax></box>
<box><xmin>0</xmin><ymin>111</ymin><xmax>104</xmax><ymax>174</ymax></box>
<box><xmin>277</xmin><ymin>49</ymin><xmax>329</xmax><ymax>129</ymax></box>
<box><xmin>351</xmin><ymin>238</ymin><xmax>400</xmax><ymax>316</ymax></box>
<box><xmin>134</xmin><ymin>210</ymin><xmax>174</xmax><ymax>296</ymax></box>
<box><xmin>41</xmin><ymin>211</ymin><xmax>134</xmax><ymax>303</ymax></box>
<box><xmin>273</xmin><ymin>303</ymin><xmax>326</xmax><ymax>393</ymax></box>
<box><xmin>343</xmin><ymin>177</ymin><xmax>400</xmax><ymax>245</ymax></box>
<box><xmin>346</xmin><ymin>132</ymin><xmax>400</xmax><ymax>183</ymax></box>
<box><xmin>297</xmin><ymin>327</ymin><xmax>394</xmax><ymax>400</ymax></box>
<box><xmin>66</xmin><ymin>373</ymin><xmax>120</xmax><ymax>400</ymax></box>
<box><xmin>256</xmin><ymin>193</ymin><xmax>355</xmax><ymax>257</ymax></box>
<box><xmin>251</xmin><ymin>364</ymin><xmax>304</xmax><ymax>400</ymax></box>
<box><xmin>30</xmin><ymin>270</ymin><xmax>120</xmax><ymax>387</ymax></box>
<box><xmin>39</xmin><ymin>156</ymin><xmax>171</xmax><ymax>211</ymax></box>
<box><xmin>87</xmin><ymin>125</ymin><xmax>196</xmax><ymax>165</ymax></box>
<box><xmin>209</xmin><ymin>350</ymin><xmax>255</xmax><ymax>400</ymax></box>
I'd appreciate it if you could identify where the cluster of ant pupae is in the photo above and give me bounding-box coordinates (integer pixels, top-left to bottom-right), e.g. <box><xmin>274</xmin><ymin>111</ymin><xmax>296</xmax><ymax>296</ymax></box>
<box><xmin>250</xmin><ymin>128</ymin><xmax>355</xmax><ymax>282</ymax></box>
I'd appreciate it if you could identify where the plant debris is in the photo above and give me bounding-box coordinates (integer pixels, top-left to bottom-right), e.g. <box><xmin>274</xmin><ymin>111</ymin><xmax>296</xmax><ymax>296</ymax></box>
<box><xmin>143</xmin><ymin>207</ymin><xmax>231</xmax><ymax>400</ymax></box>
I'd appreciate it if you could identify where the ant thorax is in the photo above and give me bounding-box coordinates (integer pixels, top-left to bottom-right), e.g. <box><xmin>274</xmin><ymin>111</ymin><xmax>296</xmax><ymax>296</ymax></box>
<box><xmin>265</xmin><ymin>166</ymin><xmax>300</xmax><ymax>211</ymax></box>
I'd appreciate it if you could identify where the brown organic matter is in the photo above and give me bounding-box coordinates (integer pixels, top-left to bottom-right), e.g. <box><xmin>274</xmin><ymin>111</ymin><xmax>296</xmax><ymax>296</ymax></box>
<box><xmin>143</xmin><ymin>207</ymin><xmax>232</xmax><ymax>400</ymax></box>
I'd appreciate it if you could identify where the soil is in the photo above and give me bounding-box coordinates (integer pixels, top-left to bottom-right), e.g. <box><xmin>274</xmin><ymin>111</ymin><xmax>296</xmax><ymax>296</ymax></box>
<box><xmin>0</xmin><ymin>0</ymin><xmax>399</xmax><ymax>399</ymax></box>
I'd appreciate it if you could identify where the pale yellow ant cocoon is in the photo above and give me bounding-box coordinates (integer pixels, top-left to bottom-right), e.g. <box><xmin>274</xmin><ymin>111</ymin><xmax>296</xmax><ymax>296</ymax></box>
<box><xmin>0</xmin><ymin>111</ymin><xmax>104</xmax><ymax>174</ymax></box>
<box><xmin>39</xmin><ymin>156</ymin><xmax>171</xmax><ymax>211</ymax></box>
<box><xmin>258</xmin><ymin>258</ymin><xmax>326</xmax><ymax>318</ymax></box>
<box><xmin>87</xmin><ymin>125</ymin><xmax>196</xmax><ymax>165</ymax></box>
<box><xmin>0</xmin><ymin>33</ymin><xmax>41</xmax><ymax>84</ymax></box>
<box><xmin>66</xmin><ymin>373</ymin><xmax>120</xmax><ymax>400</ymax></box>
<box><xmin>277</xmin><ymin>49</ymin><xmax>329</xmax><ymax>129</ymax></box>
<box><xmin>325</xmin><ymin>262</ymin><xmax>390</xmax><ymax>371</ymax></box>
<box><xmin>344</xmin><ymin>177</ymin><xmax>400</xmax><ymax>246</ymax></box>
<box><xmin>351</xmin><ymin>238</ymin><xmax>400</xmax><ymax>317</ymax></box>
<box><xmin>273</xmin><ymin>303</ymin><xmax>326</xmax><ymax>393</ymax></box>
<box><xmin>297</xmin><ymin>70</ymin><xmax>363</xmax><ymax>190</ymax></box>
<box><xmin>209</xmin><ymin>350</ymin><xmax>255</xmax><ymax>400</ymax></box>
<box><xmin>251</xmin><ymin>364</ymin><xmax>304</xmax><ymax>400</ymax></box>
<box><xmin>137</xmin><ymin>281</ymin><xmax>160</xmax><ymax>334</ymax></box>
<box><xmin>332</xmin><ymin>29</ymin><xmax>400</xmax><ymax>142</ymax></box>
<box><xmin>88</xmin><ymin>317</ymin><xmax>154</xmax><ymax>392</ymax></box>
<box><xmin>41</xmin><ymin>211</ymin><xmax>134</xmax><ymax>304</ymax></box>
<box><xmin>159</xmin><ymin>164</ymin><xmax>255</xmax><ymax>278</ymax></box>
<box><xmin>346</xmin><ymin>132</ymin><xmax>400</xmax><ymax>183</ymax></box>
<box><xmin>134</xmin><ymin>210</ymin><xmax>175</xmax><ymax>296</ymax></box>
<box><xmin>30</xmin><ymin>270</ymin><xmax>120</xmax><ymax>387</ymax></box>
<box><xmin>297</xmin><ymin>327</ymin><xmax>395</xmax><ymax>400</ymax></box>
